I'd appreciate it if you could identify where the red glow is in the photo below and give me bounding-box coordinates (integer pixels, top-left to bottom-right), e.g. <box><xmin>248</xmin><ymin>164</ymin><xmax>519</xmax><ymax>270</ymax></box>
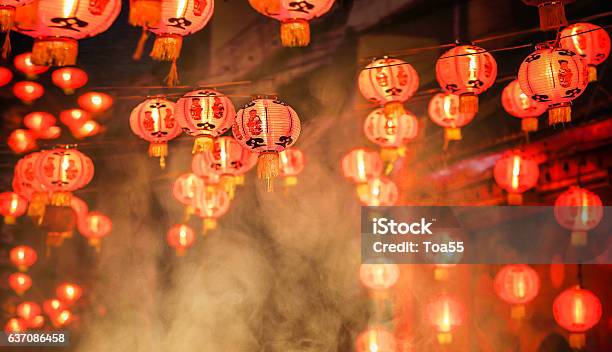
<box><xmin>341</xmin><ymin>147</ymin><xmax>383</xmax><ymax>184</ymax></box>
<box><xmin>52</xmin><ymin>67</ymin><xmax>88</xmax><ymax>94</ymax></box>
<box><xmin>7</xmin><ymin>129</ymin><xmax>37</xmax><ymax>154</ymax></box>
<box><xmin>43</xmin><ymin>299</ymin><xmax>65</xmax><ymax>318</ymax></box>
<box><xmin>9</xmin><ymin>245</ymin><xmax>37</xmax><ymax>271</ymax></box>
<box><xmin>23</xmin><ymin>111</ymin><xmax>56</xmax><ymax>132</ymax></box>
<box><xmin>79</xmin><ymin>211</ymin><xmax>112</xmax><ymax>249</ymax></box>
<box><xmin>493</xmin><ymin>151</ymin><xmax>539</xmax><ymax>204</ymax></box>
<box><xmin>554</xmin><ymin>286</ymin><xmax>602</xmax><ymax>333</ymax></box>
<box><xmin>8</xmin><ymin>272</ymin><xmax>32</xmax><ymax>296</ymax></box>
<box><xmin>71</xmin><ymin>120</ymin><xmax>102</xmax><ymax>139</ymax></box>
<box><xmin>56</xmin><ymin>283</ymin><xmax>83</xmax><ymax>304</ymax></box>
<box><xmin>0</xmin><ymin>66</ymin><xmax>13</xmax><ymax>87</ymax></box>
<box><xmin>13</xmin><ymin>53</ymin><xmax>49</xmax><ymax>79</ymax></box>
<box><xmin>78</xmin><ymin>92</ymin><xmax>113</xmax><ymax>113</ymax></box>
<box><xmin>355</xmin><ymin>327</ymin><xmax>397</xmax><ymax>352</ymax></box>
<box><xmin>4</xmin><ymin>318</ymin><xmax>27</xmax><ymax>333</ymax></box>
<box><xmin>0</xmin><ymin>192</ymin><xmax>28</xmax><ymax>222</ymax></box>
<box><xmin>167</xmin><ymin>224</ymin><xmax>196</xmax><ymax>255</ymax></box>
<box><xmin>60</xmin><ymin>108</ymin><xmax>91</xmax><ymax>128</ymax></box>
<box><xmin>16</xmin><ymin>302</ymin><xmax>41</xmax><ymax>322</ymax></box>
<box><xmin>35</xmin><ymin>125</ymin><xmax>62</xmax><ymax>140</ymax></box>
<box><xmin>13</xmin><ymin>81</ymin><xmax>44</xmax><ymax>104</ymax></box>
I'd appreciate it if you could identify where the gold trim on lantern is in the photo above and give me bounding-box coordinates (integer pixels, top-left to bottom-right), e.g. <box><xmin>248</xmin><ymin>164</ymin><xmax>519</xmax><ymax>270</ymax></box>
<box><xmin>150</xmin><ymin>34</ymin><xmax>182</xmax><ymax>61</ymax></box>
<box><xmin>50</xmin><ymin>191</ymin><xmax>72</xmax><ymax>206</ymax></box>
<box><xmin>587</xmin><ymin>65</ymin><xmax>597</xmax><ymax>82</ymax></box>
<box><xmin>258</xmin><ymin>152</ymin><xmax>280</xmax><ymax>192</ymax></box>
<box><xmin>88</xmin><ymin>238</ymin><xmax>102</xmax><ymax>253</ymax></box>
<box><xmin>548</xmin><ymin>104</ymin><xmax>571</xmax><ymax>125</ymax></box>
<box><xmin>570</xmin><ymin>231</ymin><xmax>587</xmax><ymax>247</ymax></box>
<box><xmin>149</xmin><ymin>142</ymin><xmax>168</xmax><ymax>169</ymax></box>
<box><xmin>507</xmin><ymin>192</ymin><xmax>523</xmax><ymax>205</ymax></box>
<box><xmin>280</xmin><ymin>19</ymin><xmax>310</xmax><ymax>47</ymax></box>
<box><xmin>437</xmin><ymin>332</ymin><xmax>453</xmax><ymax>345</ymax></box>
<box><xmin>202</xmin><ymin>218</ymin><xmax>217</xmax><ymax>234</ymax></box>
<box><xmin>234</xmin><ymin>174</ymin><xmax>245</xmax><ymax>186</ymax></box>
<box><xmin>192</xmin><ymin>135</ymin><xmax>214</xmax><ymax>154</ymax></box>
<box><xmin>129</xmin><ymin>0</ymin><xmax>162</xmax><ymax>28</ymax></box>
<box><xmin>521</xmin><ymin>117</ymin><xmax>538</xmax><ymax>132</ymax></box>
<box><xmin>537</xmin><ymin>1</ymin><xmax>567</xmax><ymax>31</ymax></box>
<box><xmin>459</xmin><ymin>93</ymin><xmax>478</xmax><ymax>114</ymax></box>
<box><xmin>0</xmin><ymin>6</ymin><xmax>15</xmax><ymax>32</ymax></box>
<box><xmin>32</xmin><ymin>37</ymin><xmax>78</xmax><ymax>66</ymax></box>
<box><xmin>383</xmin><ymin>101</ymin><xmax>405</xmax><ymax>119</ymax></box>
<box><xmin>445</xmin><ymin>127</ymin><xmax>462</xmax><ymax>141</ymax></box>
<box><xmin>510</xmin><ymin>305</ymin><xmax>526</xmax><ymax>320</ymax></box>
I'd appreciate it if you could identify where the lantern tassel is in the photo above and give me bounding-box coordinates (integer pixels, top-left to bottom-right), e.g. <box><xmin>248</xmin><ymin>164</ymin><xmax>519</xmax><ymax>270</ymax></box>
<box><xmin>1</xmin><ymin>30</ymin><xmax>10</xmax><ymax>60</ymax></box>
<box><xmin>129</xmin><ymin>0</ymin><xmax>161</xmax><ymax>28</ymax></box>
<box><xmin>537</xmin><ymin>1</ymin><xmax>567</xmax><ymax>31</ymax></box>
<box><xmin>183</xmin><ymin>205</ymin><xmax>194</xmax><ymax>223</ymax></box>
<box><xmin>280</xmin><ymin>19</ymin><xmax>310</xmax><ymax>47</ymax></box>
<box><xmin>149</xmin><ymin>142</ymin><xmax>168</xmax><ymax>169</ymax></box>
<box><xmin>0</xmin><ymin>6</ymin><xmax>15</xmax><ymax>32</ymax></box>
<box><xmin>548</xmin><ymin>105</ymin><xmax>571</xmax><ymax>125</ymax></box>
<box><xmin>459</xmin><ymin>93</ymin><xmax>478</xmax><ymax>114</ymax></box>
<box><xmin>150</xmin><ymin>34</ymin><xmax>182</xmax><ymax>61</ymax></box>
<box><xmin>3</xmin><ymin>215</ymin><xmax>15</xmax><ymax>224</ymax></box>
<box><xmin>437</xmin><ymin>332</ymin><xmax>453</xmax><ymax>345</ymax></box>
<box><xmin>521</xmin><ymin>117</ymin><xmax>538</xmax><ymax>132</ymax></box>
<box><xmin>507</xmin><ymin>193</ymin><xmax>523</xmax><ymax>205</ymax></box>
<box><xmin>510</xmin><ymin>305</ymin><xmax>526</xmax><ymax>320</ymax></box>
<box><xmin>132</xmin><ymin>28</ymin><xmax>149</xmax><ymax>61</ymax></box>
<box><xmin>587</xmin><ymin>65</ymin><xmax>597</xmax><ymax>82</ymax></box>
<box><xmin>568</xmin><ymin>333</ymin><xmax>585</xmax><ymax>349</ymax></box>
<box><xmin>32</xmin><ymin>38</ymin><xmax>78</xmax><ymax>66</ymax></box>
<box><xmin>192</xmin><ymin>135</ymin><xmax>214</xmax><ymax>154</ymax></box>
<box><xmin>50</xmin><ymin>191</ymin><xmax>72</xmax><ymax>207</ymax></box>
<box><xmin>258</xmin><ymin>152</ymin><xmax>280</xmax><ymax>192</ymax></box>
<box><xmin>175</xmin><ymin>248</ymin><xmax>186</xmax><ymax>256</ymax></box>
<box><xmin>202</xmin><ymin>218</ymin><xmax>216</xmax><ymax>235</ymax></box>
<box><xmin>384</xmin><ymin>101</ymin><xmax>405</xmax><ymax>119</ymax></box>
<box><xmin>165</xmin><ymin>59</ymin><xmax>179</xmax><ymax>87</ymax></box>
<box><xmin>88</xmin><ymin>238</ymin><xmax>101</xmax><ymax>253</ymax></box>
<box><xmin>570</xmin><ymin>231</ymin><xmax>587</xmax><ymax>246</ymax></box>
<box><xmin>220</xmin><ymin>175</ymin><xmax>236</xmax><ymax>200</ymax></box>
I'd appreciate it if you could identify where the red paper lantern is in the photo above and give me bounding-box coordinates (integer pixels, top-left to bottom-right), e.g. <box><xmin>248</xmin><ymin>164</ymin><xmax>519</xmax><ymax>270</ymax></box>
<box><xmin>494</xmin><ymin>264</ymin><xmax>540</xmax><ymax>319</ymax></box>
<box><xmin>521</xmin><ymin>1</ymin><xmax>573</xmax><ymax>31</ymax></box>
<box><xmin>554</xmin><ymin>186</ymin><xmax>603</xmax><ymax>246</ymax></box>
<box><xmin>51</xmin><ymin>310</ymin><xmax>72</xmax><ymax>327</ymax></box>
<box><xmin>60</xmin><ymin>108</ymin><xmax>91</xmax><ymax>128</ymax></box>
<box><xmin>78</xmin><ymin>92</ymin><xmax>113</xmax><ymax>114</ymax></box>
<box><xmin>23</xmin><ymin>111</ymin><xmax>56</xmax><ymax>132</ymax></box>
<box><xmin>13</xmin><ymin>81</ymin><xmax>43</xmax><ymax>104</ymax></box>
<box><xmin>0</xmin><ymin>191</ymin><xmax>27</xmax><ymax>224</ymax></box>
<box><xmin>16</xmin><ymin>302</ymin><xmax>41</xmax><ymax>322</ymax></box>
<box><xmin>175</xmin><ymin>89</ymin><xmax>235</xmax><ymax>153</ymax></box>
<box><xmin>167</xmin><ymin>224</ymin><xmax>196</xmax><ymax>256</ymax></box>
<box><xmin>518</xmin><ymin>43</ymin><xmax>588</xmax><ymax>125</ymax></box>
<box><xmin>436</xmin><ymin>45</ymin><xmax>497</xmax><ymax>114</ymax></box>
<box><xmin>359</xmin><ymin>263</ymin><xmax>400</xmax><ymax>291</ymax></box>
<box><xmin>560</xmin><ymin>22</ymin><xmax>611</xmax><ymax>82</ymax></box>
<box><xmin>341</xmin><ymin>148</ymin><xmax>383</xmax><ymax>184</ymax></box>
<box><xmin>51</xmin><ymin>67</ymin><xmax>88</xmax><ymax>94</ymax></box>
<box><xmin>56</xmin><ymin>283</ymin><xmax>82</xmax><ymax>305</ymax></box>
<box><xmin>0</xmin><ymin>66</ymin><xmax>13</xmax><ymax>87</ymax></box>
<box><xmin>43</xmin><ymin>298</ymin><xmax>64</xmax><ymax>318</ymax></box>
<box><xmin>9</xmin><ymin>245</ymin><xmax>37</xmax><ymax>271</ymax></box>
<box><xmin>428</xmin><ymin>93</ymin><xmax>476</xmax><ymax>143</ymax></box>
<box><xmin>355</xmin><ymin>327</ymin><xmax>396</xmax><ymax>352</ymax></box>
<box><xmin>4</xmin><ymin>318</ymin><xmax>27</xmax><ymax>333</ymax></box>
<box><xmin>71</xmin><ymin>120</ymin><xmax>102</xmax><ymax>139</ymax></box>
<box><xmin>173</xmin><ymin>172</ymin><xmax>204</xmax><ymax>220</ymax></box>
<box><xmin>13</xmin><ymin>52</ymin><xmax>48</xmax><ymax>79</ymax></box>
<box><xmin>364</xmin><ymin>108</ymin><xmax>418</xmax><ymax>163</ymax></box>
<box><xmin>26</xmin><ymin>315</ymin><xmax>44</xmax><ymax>329</ymax></box>
<box><xmin>8</xmin><ymin>272</ymin><xmax>32</xmax><ymax>296</ymax></box>
<box><xmin>233</xmin><ymin>98</ymin><xmax>301</xmax><ymax>190</ymax></box>
<box><xmin>130</xmin><ymin>97</ymin><xmax>181</xmax><ymax>169</ymax></box>
<box><xmin>13</xmin><ymin>152</ymin><xmax>48</xmax><ymax>220</ymax></box>
<box><xmin>14</xmin><ymin>0</ymin><xmax>121</xmax><ymax>66</ymax></box>
<box><xmin>194</xmin><ymin>185</ymin><xmax>230</xmax><ymax>233</ymax></box>
<box><xmin>248</xmin><ymin>0</ymin><xmax>335</xmax><ymax>47</ymax></box>
<box><xmin>357</xmin><ymin>177</ymin><xmax>398</xmax><ymax>206</ymax></box>
<box><xmin>70</xmin><ymin>195</ymin><xmax>89</xmax><ymax>222</ymax></box>
<box><xmin>34</xmin><ymin>125</ymin><xmax>61</xmax><ymax>140</ymax></box>
<box><xmin>426</xmin><ymin>293</ymin><xmax>465</xmax><ymax>345</ymax></box>
<box><xmin>501</xmin><ymin>80</ymin><xmax>547</xmax><ymax>132</ymax></box>
<box><xmin>7</xmin><ymin>129</ymin><xmax>37</xmax><ymax>154</ymax></box>
<box><xmin>278</xmin><ymin>148</ymin><xmax>305</xmax><ymax>187</ymax></box>
<box><xmin>78</xmin><ymin>211</ymin><xmax>111</xmax><ymax>251</ymax></box>
<box><xmin>493</xmin><ymin>151</ymin><xmax>539</xmax><ymax>205</ymax></box>
<box><xmin>553</xmin><ymin>286</ymin><xmax>602</xmax><ymax>349</ymax></box>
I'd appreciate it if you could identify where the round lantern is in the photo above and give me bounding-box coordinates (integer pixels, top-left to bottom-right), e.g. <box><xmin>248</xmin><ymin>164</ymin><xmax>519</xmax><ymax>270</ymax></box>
<box><xmin>358</xmin><ymin>57</ymin><xmax>419</xmax><ymax>119</ymax></box>
<box><xmin>494</xmin><ymin>264</ymin><xmax>540</xmax><ymax>319</ymax></box>
<box><xmin>13</xmin><ymin>81</ymin><xmax>43</xmax><ymax>104</ymax></box>
<box><xmin>129</xmin><ymin>97</ymin><xmax>181</xmax><ymax>169</ymax></box>
<box><xmin>51</xmin><ymin>310</ymin><xmax>72</xmax><ymax>328</ymax></box>
<box><xmin>493</xmin><ymin>151</ymin><xmax>540</xmax><ymax>205</ymax></box>
<box><xmin>278</xmin><ymin>148</ymin><xmax>305</xmax><ymax>187</ymax></box>
<box><xmin>357</xmin><ymin>177</ymin><xmax>398</xmax><ymax>206</ymax></box>
<box><xmin>553</xmin><ymin>286</ymin><xmax>602</xmax><ymax>349</ymax></box>
<box><xmin>167</xmin><ymin>224</ymin><xmax>196</xmax><ymax>256</ymax></box>
<box><xmin>14</xmin><ymin>0</ymin><xmax>121</xmax><ymax>66</ymax></box>
<box><xmin>426</xmin><ymin>293</ymin><xmax>465</xmax><ymax>345</ymax></box>
<box><xmin>194</xmin><ymin>185</ymin><xmax>230</xmax><ymax>233</ymax></box>
<box><xmin>71</xmin><ymin>120</ymin><xmax>102</xmax><ymax>139</ymax></box>
<box><xmin>341</xmin><ymin>147</ymin><xmax>383</xmax><ymax>184</ymax></box>
<box><xmin>364</xmin><ymin>107</ymin><xmax>418</xmax><ymax>163</ymax></box>
<box><xmin>13</xmin><ymin>52</ymin><xmax>48</xmax><ymax>79</ymax></box>
<box><xmin>9</xmin><ymin>245</ymin><xmax>37</xmax><ymax>271</ymax></box>
<box><xmin>8</xmin><ymin>272</ymin><xmax>32</xmax><ymax>296</ymax></box>
<box><xmin>521</xmin><ymin>1</ymin><xmax>573</xmax><ymax>31</ymax></box>
<box><xmin>26</xmin><ymin>315</ymin><xmax>44</xmax><ymax>329</ymax></box>
<box><xmin>0</xmin><ymin>191</ymin><xmax>27</xmax><ymax>224</ymax></box>
<box><xmin>56</xmin><ymin>283</ymin><xmax>82</xmax><ymax>305</ymax></box>
<box><xmin>248</xmin><ymin>0</ymin><xmax>335</xmax><ymax>47</ymax></box>
<box><xmin>78</xmin><ymin>211</ymin><xmax>111</xmax><ymax>251</ymax></box>
<box><xmin>355</xmin><ymin>327</ymin><xmax>397</xmax><ymax>352</ymax></box>
<box><xmin>501</xmin><ymin>80</ymin><xmax>547</xmax><ymax>132</ymax></box>
<box><xmin>7</xmin><ymin>129</ymin><xmax>37</xmax><ymax>154</ymax></box>
<box><xmin>13</xmin><ymin>151</ymin><xmax>48</xmax><ymax>220</ymax></box>
<box><xmin>428</xmin><ymin>92</ymin><xmax>476</xmax><ymax>144</ymax></box>
<box><xmin>51</xmin><ymin>67</ymin><xmax>88</xmax><ymax>94</ymax></box>
<box><xmin>77</xmin><ymin>92</ymin><xmax>113</xmax><ymax>114</ymax></box>
<box><xmin>172</xmin><ymin>172</ymin><xmax>204</xmax><ymax>220</ymax></box>
<box><xmin>24</xmin><ymin>111</ymin><xmax>56</xmax><ymax>133</ymax></box>
<box><xmin>0</xmin><ymin>66</ymin><xmax>12</xmax><ymax>86</ymax></box>
<box><xmin>60</xmin><ymin>108</ymin><xmax>90</xmax><ymax>128</ymax></box>
<box><xmin>518</xmin><ymin>43</ymin><xmax>588</xmax><ymax>125</ymax></box>
<box><xmin>43</xmin><ymin>299</ymin><xmax>64</xmax><ymax>318</ymax></box>
<box><xmin>16</xmin><ymin>302</ymin><xmax>41</xmax><ymax>323</ymax></box>
<box><xmin>436</xmin><ymin>45</ymin><xmax>497</xmax><ymax>114</ymax></box>
<box><xmin>4</xmin><ymin>318</ymin><xmax>27</xmax><ymax>333</ymax></box>
<box><xmin>554</xmin><ymin>186</ymin><xmax>603</xmax><ymax>246</ymax></box>
<box><xmin>359</xmin><ymin>263</ymin><xmax>400</xmax><ymax>291</ymax></box>
<box><xmin>35</xmin><ymin>125</ymin><xmax>61</xmax><ymax>140</ymax></box>
<box><xmin>233</xmin><ymin>98</ymin><xmax>301</xmax><ymax>191</ymax></box>
<box><xmin>560</xmin><ymin>22</ymin><xmax>611</xmax><ymax>82</ymax></box>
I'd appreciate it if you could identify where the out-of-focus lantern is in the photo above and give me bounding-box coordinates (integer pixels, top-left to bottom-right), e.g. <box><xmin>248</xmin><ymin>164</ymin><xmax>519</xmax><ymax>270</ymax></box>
<box><xmin>554</xmin><ymin>186</ymin><xmax>603</xmax><ymax>246</ymax></box>
<box><xmin>70</xmin><ymin>195</ymin><xmax>88</xmax><ymax>222</ymax></box>
<box><xmin>78</xmin><ymin>211</ymin><xmax>112</xmax><ymax>251</ymax></box>
<box><xmin>51</xmin><ymin>67</ymin><xmax>88</xmax><ymax>94</ymax></box>
<box><xmin>8</xmin><ymin>272</ymin><xmax>32</xmax><ymax>296</ymax></box>
<box><xmin>426</xmin><ymin>294</ymin><xmax>465</xmax><ymax>345</ymax></box>
<box><xmin>553</xmin><ymin>286</ymin><xmax>602</xmax><ymax>349</ymax></box>
<box><xmin>355</xmin><ymin>327</ymin><xmax>397</xmax><ymax>352</ymax></box>
<box><xmin>364</xmin><ymin>108</ymin><xmax>418</xmax><ymax>163</ymax></box>
<box><xmin>13</xmin><ymin>52</ymin><xmax>48</xmax><ymax>79</ymax></box>
<box><xmin>194</xmin><ymin>185</ymin><xmax>230</xmax><ymax>233</ymax></box>
<box><xmin>16</xmin><ymin>302</ymin><xmax>41</xmax><ymax>322</ymax></box>
<box><xmin>560</xmin><ymin>22</ymin><xmax>611</xmax><ymax>82</ymax></box>
<box><xmin>278</xmin><ymin>148</ymin><xmax>305</xmax><ymax>187</ymax></box>
<box><xmin>25</xmin><ymin>315</ymin><xmax>44</xmax><ymax>329</ymax></box>
<box><xmin>0</xmin><ymin>66</ymin><xmax>12</xmax><ymax>86</ymax></box>
<box><xmin>23</xmin><ymin>111</ymin><xmax>56</xmax><ymax>133</ymax></box>
<box><xmin>436</xmin><ymin>45</ymin><xmax>497</xmax><ymax>114</ymax></box>
<box><xmin>493</xmin><ymin>151</ymin><xmax>539</xmax><ymax>205</ymax></box>
<box><xmin>14</xmin><ymin>0</ymin><xmax>121</xmax><ymax>66</ymax></box>
<box><xmin>191</xmin><ymin>155</ymin><xmax>221</xmax><ymax>184</ymax></box>
<box><xmin>248</xmin><ymin>0</ymin><xmax>335</xmax><ymax>47</ymax></box>
<box><xmin>56</xmin><ymin>283</ymin><xmax>82</xmax><ymax>305</ymax></box>
<box><xmin>0</xmin><ymin>191</ymin><xmax>27</xmax><ymax>223</ymax></box>
<box><xmin>77</xmin><ymin>92</ymin><xmax>113</xmax><ymax>114</ymax></box>
<box><xmin>359</xmin><ymin>263</ymin><xmax>400</xmax><ymax>291</ymax></box>
<box><xmin>130</xmin><ymin>97</ymin><xmax>181</xmax><ymax>169</ymax></box>
<box><xmin>43</xmin><ymin>299</ymin><xmax>64</xmax><ymax>318</ymax></box>
<box><xmin>7</xmin><ymin>129</ymin><xmax>37</xmax><ymax>154</ymax></box>
<box><xmin>356</xmin><ymin>177</ymin><xmax>398</xmax><ymax>206</ymax></box>
<box><xmin>51</xmin><ymin>310</ymin><xmax>71</xmax><ymax>328</ymax></box>
<box><xmin>9</xmin><ymin>245</ymin><xmax>37</xmax><ymax>271</ymax></box>
<box><xmin>13</xmin><ymin>81</ymin><xmax>43</xmax><ymax>104</ymax></box>
<box><xmin>233</xmin><ymin>98</ymin><xmax>301</xmax><ymax>191</ymax></box>
<box><xmin>34</xmin><ymin>125</ymin><xmax>61</xmax><ymax>140</ymax></box>
<box><xmin>521</xmin><ymin>0</ymin><xmax>573</xmax><ymax>31</ymax></box>
<box><xmin>494</xmin><ymin>264</ymin><xmax>540</xmax><ymax>319</ymax></box>
<box><xmin>147</xmin><ymin>0</ymin><xmax>214</xmax><ymax>86</ymax></box>
<box><xmin>167</xmin><ymin>224</ymin><xmax>195</xmax><ymax>256</ymax></box>
<box><xmin>175</xmin><ymin>89</ymin><xmax>235</xmax><ymax>153</ymax></box>
<box><xmin>172</xmin><ymin>172</ymin><xmax>204</xmax><ymax>220</ymax></box>
<box><xmin>358</xmin><ymin>57</ymin><xmax>419</xmax><ymax>119</ymax></box>
<box><xmin>71</xmin><ymin>120</ymin><xmax>102</xmax><ymax>139</ymax></box>
<box><xmin>60</xmin><ymin>108</ymin><xmax>91</xmax><ymax>128</ymax></box>
<box><xmin>4</xmin><ymin>318</ymin><xmax>27</xmax><ymax>333</ymax></box>
<box><xmin>428</xmin><ymin>93</ymin><xmax>476</xmax><ymax>144</ymax></box>
<box><xmin>518</xmin><ymin>43</ymin><xmax>588</xmax><ymax>125</ymax></box>
<box><xmin>14</xmin><ymin>151</ymin><xmax>48</xmax><ymax>220</ymax></box>
<box><xmin>233</xmin><ymin>150</ymin><xmax>258</xmax><ymax>186</ymax></box>
<box><xmin>341</xmin><ymin>148</ymin><xmax>383</xmax><ymax>184</ymax></box>
<box><xmin>501</xmin><ymin>80</ymin><xmax>547</xmax><ymax>132</ymax></box>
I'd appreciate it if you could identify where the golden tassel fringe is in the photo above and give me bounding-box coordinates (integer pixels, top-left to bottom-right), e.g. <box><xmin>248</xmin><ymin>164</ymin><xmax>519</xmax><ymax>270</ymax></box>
<box><xmin>571</xmin><ymin>231</ymin><xmax>587</xmax><ymax>247</ymax></box>
<box><xmin>149</xmin><ymin>142</ymin><xmax>168</xmax><ymax>169</ymax></box>
<box><xmin>521</xmin><ymin>117</ymin><xmax>538</xmax><ymax>132</ymax></box>
<box><xmin>0</xmin><ymin>6</ymin><xmax>15</xmax><ymax>32</ymax></box>
<box><xmin>165</xmin><ymin>59</ymin><xmax>179</xmax><ymax>87</ymax></box>
<box><xmin>2</xmin><ymin>31</ymin><xmax>10</xmax><ymax>59</ymax></box>
<box><xmin>258</xmin><ymin>152</ymin><xmax>280</xmax><ymax>192</ymax></box>
<box><xmin>459</xmin><ymin>93</ymin><xmax>478</xmax><ymax>114</ymax></box>
<box><xmin>510</xmin><ymin>305</ymin><xmax>526</xmax><ymax>320</ymax></box>
<box><xmin>192</xmin><ymin>135</ymin><xmax>213</xmax><ymax>154</ymax></box>
<box><xmin>4</xmin><ymin>215</ymin><xmax>15</xmax><ymax>224</ymax></box>
<box><xmin>221</xmin><ymin>175</ymin><xmax>236</xmax><ymax>200</ymax></box>
<box><xmin>150</xmin><ymin>34</ymin><xmax>182</xmax><ymax>61</ymax></box>
<box><xmin>88</xmin><ymin>238</ymin><xmax>101</xmax><ymax>253</ymax></box>
<box><xmin>548</xmin><ymin>105</ymin><xmax>571</xmax><ymax>125</ymax></box>
<box><xmin>129</xmin><ymin>0</ymin><xmax>161</xmax><ymax>28</ymax></box>
<box><xmin>132</xmin><ymin>28</ymin><xmax>149</xmax><ymax>61</ymax></box>
<box><xmin>537</xmin><ymin>1</ymin><xmax>567</xmax><ymax>31</ymax></box>
<box><xmin>445</xmin><ymin>127</ymin><xmax>462</xmax><ymax>141</ymax></box>
<box><xmin>588</xmin><ymin>65</ymin><xmax>597</xmax><ymax>82</ymax></box>
<box><xmin>383</xmin><ymin>101</ymin><xmax>405</xmax><ymax>119</ymax></box>
<box><xmin>280</xmin><ymin>19</ymin><xmax>310</xmax><ymax>47</ymax></box>
<box><xmin>28</xmin><ymin>191</ymin><xmax>48</xmax><ymax>223</ymax></box>
<box><xmin>46</xmin><ymin>232</ymin><xmax>65</xmax><ymax>248</ymax></box>
<box><xmin>50</xmin><ymin>191</ymin><xmax>72</xmax><ymax>206</ymax></box>
<box><xmin>32</xmin><ymin>38</ymin><xmax>78</xmax><ymax>66</ymax></box>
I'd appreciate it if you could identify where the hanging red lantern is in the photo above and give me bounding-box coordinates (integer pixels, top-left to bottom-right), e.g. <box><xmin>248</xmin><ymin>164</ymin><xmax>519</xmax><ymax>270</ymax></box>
<box><xmin>494</xmin><ymin>264</ymin><xmax>540</xmax><ymax>320</ymax></box>
<box><xmin>8</xmin><ymin>272</ymin><xmax>32</xmax><ymax>296</ymax></box>
<box><xmin>4</xmin><ymin>318</ymin><xmax>27</xmax><ymax>333</ymax></box>
<box><xmin>233</xmin><ymin>98</ymin><xmax>301</xmax><ymax>191</ymax></box>
<box><xmin>493</xmin><ymin>151</ymin><xmax>539</xmax><ymax>205</ymax></box>
<box><xmin>173</xmin><ymin>172</ymin><xmax>204</xmax><ymax>220</ymax></box>
<box><xmin>518</xmin><ymin>43</ymin><xmax>589</xmax><ymax>125</ymax></box>
<box><xmin>130</xmin><ymin>97</ymin><xmax>180</xmax><ymax>169</ymax></box>
<box><xmin>358</xmin><ymin>57</ymin><xmax>419</xmax><ymax>119</ymax></box>
<box><xmin>0</xmin><ymin>191</ymin><xmax>27</xmax><ymax>224</ymax></box>
<box><xmin>553</xmin><ymin>286</ymin><xmax>602</xmax><ymax>349</ymax></box>
<box><xmin>60</xmin><ymin>108</ymin><xmax>91</xmax><ymax>128</ymax></box>
<box><xmin>7</xmin><ymin>129</ymin><xmax>37</xmax><ymax>154</ymax></box>
<box><xmin>436</xmin><ymin>45</ymin><xmax>497</xmax><ymax>114</ymax></box>
<box><xmin>51</xmin><ymin>67</ymin><xmax>88</xmax><ymax>94</ymax></box>
<box><xmin>78</xmin><ymin>211</ymin><xmax>111</xmax><ymax>252</ymax></box>
<box><xmin>9</xmin><ymin>245</ymin><xmax>37</xmax><ymax>271</ymax></box>
<box><xmin>248</xmin><ymin>0</ymin><xmax>335</xmax><ymax>47</ymax></box>
<box><xmin>191</xmin><ymin>153</ymin><xmax>221</xmax><ymax>184</ymax></box>
<box><xmin>501</xmin><ymin>80</ymin><xmax>547</xmax><ymax>132</ymax></box>
<box><xmin>15</xmin><ymin>302</ymin><xmax>41</xmax><ymax>323</ymax></box>
<box><xmin>71</xmin><ymin>120</ymin><xmax>103</xmax><ymax>139</ymax></box>
<box><xmin>234</xmin><ymin>148</ymin><xmax>258</xmax><ymax>186</ymax></box>
<box><xmin>51</xmin><ymin>310</ymin><xmax>72</xmax><ymax>328</ymax></box>
<box><xmin>34</xmin><ymin>125</ymin><xmax>61</xmax><ymax>140</ymax></box>
<box><xmin>13</xmin><ymin>81</ymin><xmax>43</xmax><ymax>104</ymax></box>
<box><xmin>175</xmin><ymin>89</ymin><xmax>236</xmax><ymax>153</ymax></box>
<box><xmin>278</xmin><ymin>148</ymin><xmax>305</xmax><ymax>187</ymax></box>
<box><xmin>355</xmin><ymin>327</ymin><xmax>397</xmax><ymax>352</ymax></box>
<box><xmin>43</xmin><ymin>298</ymin><xmax>64</xmax><ymax>318</ymax></box>
<box><xmin>13</xmin><ymin>52</ymin><xmax>48</xmax><ymax>79</ymax></box>
<box><xmin>364</xmin><ymin>108</ymin><xmax>418</xmax><ymax>163</ymax></box>
<box><xmin>23</xmin><ymin>111</ymin><xmax>56</xmax><ymax>132</ymax></box>
<box><xmin>167</xmin><ymin>224</ymin><xmax>196</xmax><ymax>256</ymax></box>
<box><xmin>77</xmin><ymin>92</ymin><xmax>113</xmax><ymax>114</ymax></box>
<box><xmin>357</xmin><ymin>177</ymin><xmax>398</xmax><ymax>206</ymax></box>
<box><xmin>14</xmin><ymin>151</ymin><xmax>49</xmax><ymax>220</ymax></box>
<box><xmin>521</xmin><ymin>1</ymin><xmax>572</xmax><ymax>31</ymax></box>
<box><xmin>560</xmin><ymin>22</ymin><xmax>611</xmax><ymax>82</ymax></box>
<box><xmin>56</xmin><ymin>283</ymin><xmax>82</xmax><ymax>305</ymax></box>
<box><xmin>426</xmin><ymin>293</ymin><xmax>465</xmax><ymax>345</ymax></box>
<box><xmin>194</xmin><ymin>185</ymin><xmax>230</xmax><ymax>233</ymax></box>
<box><xmin>341</xmin><ymin>148</ymin><xmax>383</xmax><ymax>184</ymax></box>
<box><xmin>359</xmin><ymin>263</ymin><xmax>400</xmax><ymax>291</ymax></box>
<box><xmin>0</xmin><ymin>66</ymin><xmax>12</xmax><ymax>86</ymax></box>
<box><xmin>554</xmin><ymin>186</ymin><xmax>603</xmax><ymax>246</ymax></box>
<box><xmin>428</xmin><ymin>92</ymin><xmax>476</xmax><ymax>144</ymax></box>
<box><xmin>14</xmin><ymin>0</ymin><xmax>121</xmax><ymax>66</ymax></box>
